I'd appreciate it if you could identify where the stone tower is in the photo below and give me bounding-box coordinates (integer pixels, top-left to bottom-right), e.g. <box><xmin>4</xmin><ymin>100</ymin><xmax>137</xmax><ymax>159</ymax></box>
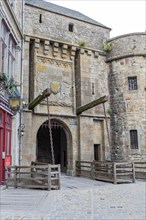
<box><xmin>107</xmin><ymin>33</ymin><xmax>146</xmax><ymax>161</ymax></box>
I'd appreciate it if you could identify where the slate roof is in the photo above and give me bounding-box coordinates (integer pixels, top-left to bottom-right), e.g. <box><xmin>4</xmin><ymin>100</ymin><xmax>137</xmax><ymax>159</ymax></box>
<box><xmin>25</xmin><ymin>0</ymin><xmax>111</xmax><ymax>30</ymax></box>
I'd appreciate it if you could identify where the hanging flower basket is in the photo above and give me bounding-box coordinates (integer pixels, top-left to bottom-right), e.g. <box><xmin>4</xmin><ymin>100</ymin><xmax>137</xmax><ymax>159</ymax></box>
<box><xmin>0</xmin><ymin>73</ymin><xmax>19</xmax><ymax>96</ymax></box>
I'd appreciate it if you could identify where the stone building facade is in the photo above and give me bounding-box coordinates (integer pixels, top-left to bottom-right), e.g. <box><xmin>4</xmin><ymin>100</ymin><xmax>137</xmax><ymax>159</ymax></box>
<box><xmin>20</xmin><ymin>0</ymin><xmax>146</xmax><ymax>175</ymax></box>
<box><xmin>0</xmin><ymin>0</ymin><xmax>23</xmax><ymax>184</ymax></box>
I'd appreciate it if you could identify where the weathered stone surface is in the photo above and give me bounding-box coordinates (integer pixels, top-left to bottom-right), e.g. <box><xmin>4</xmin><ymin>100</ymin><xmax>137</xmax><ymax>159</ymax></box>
<box><xmin>22</xmin><ymin>1</ymin><xmax>146</xmax><ymax>175</ymax></box>
<box><xmin>24</xmin><ymin>5</ymin><xmax>109</xmax><ymax>50</ymax></box>
<box><xmin>108</xmin><ymin>34</ymin><xmax>146</xmax><ymax>160</ymax></box>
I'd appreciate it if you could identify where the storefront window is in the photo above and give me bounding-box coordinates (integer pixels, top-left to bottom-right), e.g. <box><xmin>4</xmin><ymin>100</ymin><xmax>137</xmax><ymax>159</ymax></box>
<box><xmin>0</xmin><ymin>22</ymin><xmax>16</xmax><ymax>78</ymax></box>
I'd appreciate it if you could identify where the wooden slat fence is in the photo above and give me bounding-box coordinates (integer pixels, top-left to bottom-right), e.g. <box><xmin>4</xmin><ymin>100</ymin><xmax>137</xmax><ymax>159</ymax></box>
<box><xmin>76</xmin><ymin>161</ymin><xmax>135</xmax><ymax>184</ymax></box>
<box><xmin>134</xmin><ymin>161</ymin><xmax>146</xmax><ymax>179</ymax></box>
<box><xmin>5</xmin><ymin>164</ymin><xmax>60</xmax><ymax>190</ymax></box>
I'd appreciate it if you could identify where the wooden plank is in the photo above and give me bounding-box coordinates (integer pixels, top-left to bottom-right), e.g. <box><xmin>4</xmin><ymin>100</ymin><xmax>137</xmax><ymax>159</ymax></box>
<box><xmin>116</xmin><ymin>179</ymin><xmax>133</xmax><ymax>183</ymax></box>
<box><xmin>115</xmin><ymin>162</ymin><xmax>133</xmax><ymax>166</ymax></box>
<box><xmin>113</xmin><ymin>162</ymin><xmax>117</xmax><ymax>184</ymax></box>
<box><xmin>14</xmin><ymin>166</ymin><xmax>17</xmax><ymax>188</ymax></box>
<box><xmin>51</xmin><ymin>171</ymin><xmax>60</xmax><ymax>175</ymax></box>
<box><xmin>80</xmin><ymin>161</ymin><xmax>93</xmax><ymax>164</ymax></box>
<box><xmin>58</xmin><ymin>164</ymin><xmax>61</xmax><ymax>190</ymax></box>
<box><xmin>94</xmin><ymin>177</ymin><xmax>114</xmax><ymax>183</ymax></box>
<box><xmin>116</xmin><ymin>172</ymin><xmax>133</xmax><ymax>176</ymax></box>
<box><xmin>17</xmin><ymin>185</ymin><xmax>48</xmax><ymax>189</ymax></box>
<box><xmin>76</xmin><ymin>169</ymin><xmax>90</xmax><ymax>172</ymax></box>
<box><xmin>18</xmin><ymin>177</ymin><xmax>48</xmax><ymax>180</ymax></box>
<box><xmin>134</xmin><ymin>161</ymin><xmax>146</xmax><ymax>164</ymax></box>
<box><xmin>51</xmin><ymin>164</ymin><xmax>61</xmax><ymax>168</ymax></box>
<box><xmin>116</xmin><ymin>168</ymin><xmax>133</xmax><ymax>171</ymax></box>
<box><xmin>51</xmin><ymin>177</ymin><xmax>59</xmax><ymax>180</ymax></box>
<box><xmin>76</xmin><ymin>95</ymin><xmax>108</xmax><ymax>115</ymax></box>
<box><xmin>28</xmin><ymin>88</ymin><xmax>52</xmax><ymax>110</ymax></box>
<box><xmin>48</xmin><ymin>164</ymin><xmax>51</xmax><ymax>191</ymax></box>
<box><xmin>94</xmin><ymin>171</ymin><xmax>112</xmax><ymax>176</ymax></box>
<box><xmin>79</xmin><ymin>165</ymin><xmax>91</xmax><ymax>168</ymax></box>
<box><xmin>132</xmin><ymin>162</ymin><xmax>136</xmax><ymax>183</ymax></box>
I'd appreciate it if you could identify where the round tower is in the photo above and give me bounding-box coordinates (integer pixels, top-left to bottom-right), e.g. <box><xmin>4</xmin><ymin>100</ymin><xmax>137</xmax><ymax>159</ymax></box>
<box><xmin>107</xmin><ymin>33</ymin><xmax>146</xmax><ymax>161</ymax></box>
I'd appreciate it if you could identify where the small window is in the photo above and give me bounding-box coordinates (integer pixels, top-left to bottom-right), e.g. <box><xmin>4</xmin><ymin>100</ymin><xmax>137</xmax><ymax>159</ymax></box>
<box><xmin>69</xmin><ymin>23</ymin><xmax>74</xmax><ymax>32</ymax></box>
<box><xmin>130</xmin><ymin>130</ymin><xmax>138</xmax><ymax>149</ymax></box>
<box><xmin>39</xmin><ymin>14</ymin><xmax>42</xmax><ymax>23</ymax></box>
<box><xmin>128</xmin><ymin>76</ymin><xmax>138</xmax><ymax>90</ymax></box>
<box><xmin>92</xmin><ymin>82</ymin><xmax>95</xmax><ymax>95</ymax></box>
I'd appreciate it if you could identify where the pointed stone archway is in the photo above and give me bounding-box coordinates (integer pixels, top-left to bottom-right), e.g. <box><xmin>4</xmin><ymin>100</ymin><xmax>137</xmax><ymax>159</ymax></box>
<box><xmin>36</xmin><ymin>119</ymin><xmax>72</xmax><ymax>173</ymax></box>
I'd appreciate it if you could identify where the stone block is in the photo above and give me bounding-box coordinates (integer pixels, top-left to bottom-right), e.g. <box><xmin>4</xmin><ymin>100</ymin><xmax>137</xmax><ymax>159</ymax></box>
<box><xmin>25</xmin><ymin>36</ymin><xmax>30</xmax><ymax>42</ymax></box>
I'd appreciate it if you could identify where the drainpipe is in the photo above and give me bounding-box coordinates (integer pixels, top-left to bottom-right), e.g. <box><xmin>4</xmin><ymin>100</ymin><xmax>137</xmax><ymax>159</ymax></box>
<box><xmin>19</xmin><ymin>0</ymin><xmax>24</xmax><ymax>167</ymax></box>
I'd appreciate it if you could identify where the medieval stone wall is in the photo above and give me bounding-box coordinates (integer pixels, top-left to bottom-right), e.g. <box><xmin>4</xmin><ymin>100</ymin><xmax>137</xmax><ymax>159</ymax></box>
<box><xmin>24</xmin><ymin>5</ymin><xmax>109</xmax><ymax>50</ymax></box>
<box><xmin>107</xmin><ymin>33</ymin><xmax>146</xmax><ymax>160</ymax></box>
<box><xmin>22</xmin><ymin>3</ymin><xmax>111</xmax><ymax>173</ymax></box>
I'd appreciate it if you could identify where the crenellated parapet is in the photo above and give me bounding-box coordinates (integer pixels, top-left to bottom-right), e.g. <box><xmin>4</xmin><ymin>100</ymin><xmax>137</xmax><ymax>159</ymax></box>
<box><xmin>24</xmin><ymin>35</ymin><xmax>105</xmax><ymax>61</ymax></box>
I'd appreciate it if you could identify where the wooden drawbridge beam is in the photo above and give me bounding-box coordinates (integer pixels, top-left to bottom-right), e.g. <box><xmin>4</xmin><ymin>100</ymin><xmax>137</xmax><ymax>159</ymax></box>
<box><xmin>28</xmin><ymin>88</ymin><xmax>52</xmax><ymax>110</ymax></box>
<box><xmin>76</xmin><ymin>95</ymin><xmax>108</xmax><ymax>115</ymax></box>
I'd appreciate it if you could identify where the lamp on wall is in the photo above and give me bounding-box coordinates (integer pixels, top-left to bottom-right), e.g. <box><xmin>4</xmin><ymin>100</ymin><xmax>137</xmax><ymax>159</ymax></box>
<box><xmin>9</xmin><ymin>94</ymin><xmax>21</xmax><ymax>111</ymax></box>
<box><xmin>18</xmin><ymin>124</ymin><xmax>25</xmax><ymax>137</ymax></box>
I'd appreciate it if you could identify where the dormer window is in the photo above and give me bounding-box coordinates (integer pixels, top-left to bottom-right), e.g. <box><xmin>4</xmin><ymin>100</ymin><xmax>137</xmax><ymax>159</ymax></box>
<box><xmin>69</xmin><ymin>23</ymin><xmax>74</xmax><ymax>32</ymax></box>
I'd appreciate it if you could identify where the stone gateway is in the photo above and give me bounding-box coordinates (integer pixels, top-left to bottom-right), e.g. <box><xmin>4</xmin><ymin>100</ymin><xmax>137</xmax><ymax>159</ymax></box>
<box><xmin>21</xmin><ymin>0</ymin><xmax>146</xmax><ymax>175</ymax></box>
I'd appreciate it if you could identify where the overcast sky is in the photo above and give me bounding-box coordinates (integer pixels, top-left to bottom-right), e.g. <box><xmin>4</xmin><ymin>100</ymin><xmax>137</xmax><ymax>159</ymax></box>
<box><xmin>47</xmin><ymin>0</ymin><xmax>146</xmax><ymax>38</ymax></box>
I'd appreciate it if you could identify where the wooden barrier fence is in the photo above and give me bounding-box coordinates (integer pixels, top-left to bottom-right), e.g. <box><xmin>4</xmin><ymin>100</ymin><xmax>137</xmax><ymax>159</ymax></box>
<box><xmin>134</xmin><ymin>161</ymin><xmax>146</xmax><ymax>179</ymax></box>
<box><xmin>76</xmin><ymin>161</ymin><xmax>135</xmax><ymax>184</ymax></box>
<box><xmin>5</xmin><ymin>164</ymin><xmax>61</xmax><ymax>190</ymax></box>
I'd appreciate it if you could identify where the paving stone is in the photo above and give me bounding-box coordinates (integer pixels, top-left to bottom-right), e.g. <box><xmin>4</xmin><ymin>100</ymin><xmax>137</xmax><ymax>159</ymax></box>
<box><xmin>1</xmin><ymin>176</ymin><xmax>146</xmax><ymax>220</ymax></box>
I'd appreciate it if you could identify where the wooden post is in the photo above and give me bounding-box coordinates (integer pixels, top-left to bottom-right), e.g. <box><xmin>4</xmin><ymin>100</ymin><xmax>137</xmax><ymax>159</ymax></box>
<box><xmin>48</xmin><ymin>164</ymin><xmax>51</xmax><ymax>191</ymax></box>
<box><xmin>14</xmin><ymin>166</ymin><xmax>17</xmax><ymax>188</ymax></box>
<box><xmin>58</xmin><ymin>164</ymin><xmax>61</xmax><ymax>190</ymax></box>
<box><xmin>5</xmin><ymin>167</ymin><xmax>8</xmax><ymax>188</ymax></box>
<box><xmin>103</xmin><ymin>103</ymin><xmax>111</xmax><ymax>151</ymax></box>
<box><xmin>132</xmin><ymin>162</ymin><xmax>136</xmax><ymax>183</ymax></box>
<box><xmin>76</xmin><ymin>161</ymin><xmax>81</xmax><ymax>177</ymax></box>
<box><xmin>113</xmin><ymin>162</ymin><xmax>117</xmax><ymax>184</ymax></box>
<box><xmin>91</xmin><ymin>162</ymin><xmax>94</xmax><ymax>179</ymax></box>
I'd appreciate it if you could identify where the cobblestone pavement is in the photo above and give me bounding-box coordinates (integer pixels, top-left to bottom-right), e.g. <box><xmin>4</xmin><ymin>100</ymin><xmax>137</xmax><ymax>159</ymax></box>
<box><xmin>0</xmin><ymin>176</ymin><xmax>146</xmax><ymax>220</ymax></box>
